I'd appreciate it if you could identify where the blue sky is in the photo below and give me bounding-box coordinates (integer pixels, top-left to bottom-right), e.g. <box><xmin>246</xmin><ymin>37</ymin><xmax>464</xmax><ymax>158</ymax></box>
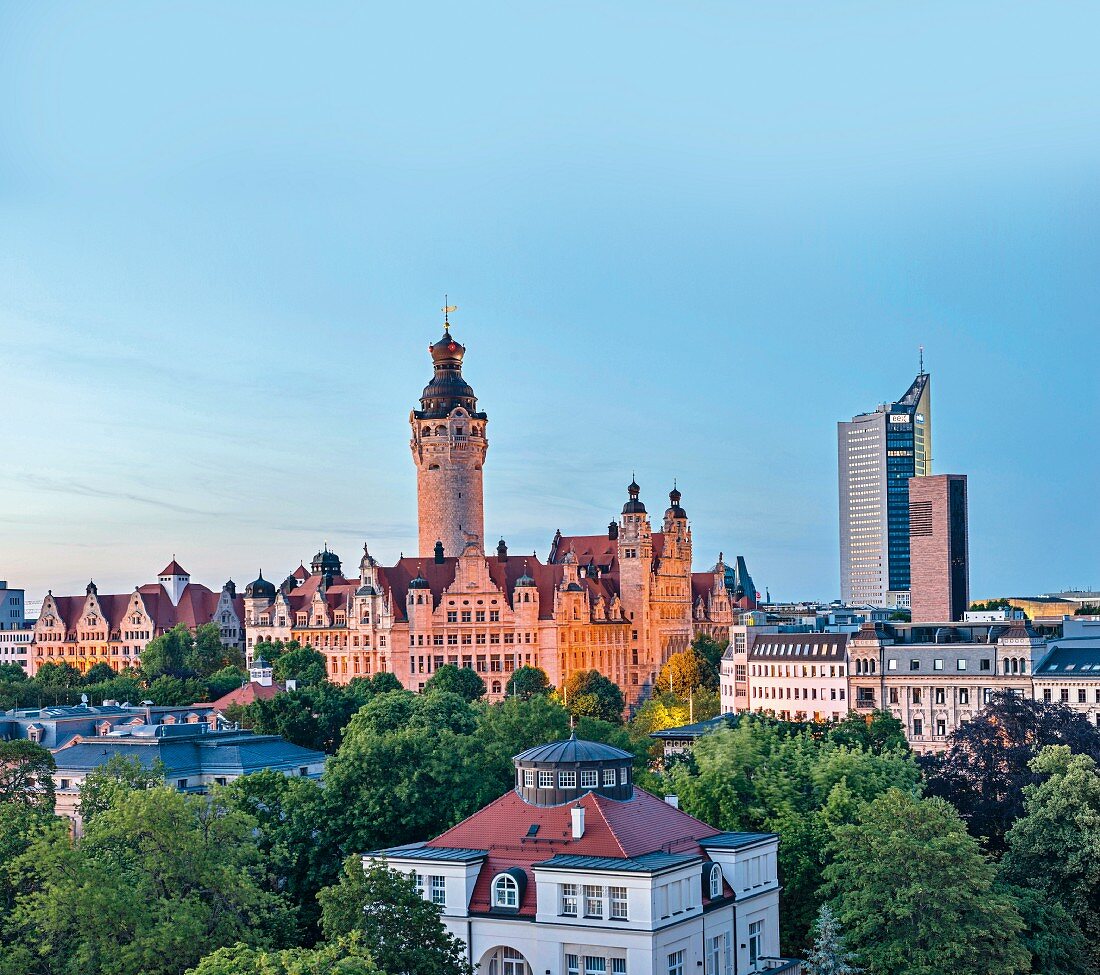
<box><xmin>1</xmin><ymin>1</ymin><xmax>1097</xmax><ymax>603</ymax></box>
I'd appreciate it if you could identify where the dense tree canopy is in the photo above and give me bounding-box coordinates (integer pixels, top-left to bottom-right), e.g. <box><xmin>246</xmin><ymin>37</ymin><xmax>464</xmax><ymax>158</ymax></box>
<box><xmin>0</xmin><ymin>740</ymin><xmax>56</xmax><ymax>810</ymax></box>
<box><xmin>1</xmin><ymin>786</ymin><xmax>294</xmax><ymax>975</ymax></box>
<box><xmin>924</xmin><ymin>691</ymin><xmax>1100</xmax><ymax>847</ymax></box>
<box><xmin>824</xmin><ymin>789</ymin><xmax>1029</xmax><ymax>975</ymax></box>
<box><xmin>563</xmin><ymin>668</ymin><xmax>624</xmax><ymax>723</ymax></box>
<box><xmin>505</xmin><ymin>665</ymin><xmax>550</xmax><ymax>699</ymax></box>
<box><xmin>187</xmin><ymin>935</ymin><xmax>384</xmax><ymax>975</ymax></box>
<box><xmin>76</xmin><ymin>754</ymin><xmax>167</xmax><ymax>824</ymax></box>
<box><xmin>423</xmin><ymin>663</ymin><xmax>486</xmax><ymax>702</ymax></box>
<box><xmin>272</xmin><ymin>646</ymin><xmax>328</xmax><ymax>686</ymax></box>
<box><xmin>654</xmin><ymin>647</ymin><xmax>717</xmax><ymax>696</ymax></box>
<box><xmin>319</xmin><ymin>857</ymin><xmax>471</xmax><ymax>975</ymax></box>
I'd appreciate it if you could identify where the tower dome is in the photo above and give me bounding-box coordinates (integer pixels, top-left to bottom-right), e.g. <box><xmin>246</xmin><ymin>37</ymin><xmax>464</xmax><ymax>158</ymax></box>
<box><xmin>311</xmin><ymin>546</ymin><xmax>342</xmax><ymax>578</ymax></box>
<box><xmin>244</xmin><ymin>572</ymin><xmax>276</xmax><ymax>600</ymax></box>
<box><xmin>513</xmin><ymin>733</ymin><xmax>634</xmax><ymax>805</ymax></box>
<box><xmin>665</xmin><ymin>484</ymin><xmax>687</xmax><ymax>520</ymax></box>
<box><xmin>622</xmin><ymin>478</ymin><xmax>646</xmax><ymax>514</ymax></box>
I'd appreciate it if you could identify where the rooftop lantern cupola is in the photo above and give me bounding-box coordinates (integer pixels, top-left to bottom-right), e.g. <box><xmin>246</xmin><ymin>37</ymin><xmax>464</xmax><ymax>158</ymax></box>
<box><xmin>622</xmin><ymin>478</ymin><xmax>646</xmax><ymax>515</ymax></box>
<box><xmin>249</xmin><ymin>656</ymin><xmax>273</xmax><ymax>688</ymax></box>
<box><xmin>512</xmin><ymin>733</ymin><xmax>634</xmax><ymax>806</ymax></box>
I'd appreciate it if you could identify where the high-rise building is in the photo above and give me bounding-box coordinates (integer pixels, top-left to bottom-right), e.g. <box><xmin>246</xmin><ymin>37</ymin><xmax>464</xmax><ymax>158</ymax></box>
<box><xmin>838</xmin><ymin>371</ymin><xmax>931</xmax><ymax>607</ymax></box>
<box><xmin>909</xmin><ymin>474</ymin><xmax>969</xmax><ymax>622</ymax></box>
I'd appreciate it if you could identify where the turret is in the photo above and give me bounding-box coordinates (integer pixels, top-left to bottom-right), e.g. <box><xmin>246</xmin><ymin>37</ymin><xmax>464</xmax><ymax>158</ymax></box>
<box><xmin>409</xmin><ymin>308</ymin><xmax>488</xmax><ymax>558</ymax></box>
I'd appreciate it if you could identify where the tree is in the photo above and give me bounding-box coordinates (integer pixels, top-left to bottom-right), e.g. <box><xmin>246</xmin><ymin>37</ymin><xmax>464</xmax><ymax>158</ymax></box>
<box><xmin>1075</xmin><ymin>602</ymin><xmax>1100</xmax><ymax>615</ymax></box>
<box><xmin>827</xmin><ymin>711</ymin><xmax>907</xmax><ymax>754</ymax></box>
<box><xmin>1</xmin><ymin>786</ymin><xmax>294</xmax><ymax>975</ymax></box>
<box><xmin>272</xmin><ymin>645</ymin><xmax>328</xmax><ymax>687</ymax></box>
<box><xmin>0</xmin><ymin>740</ymin><xmax>55</xmax><ymax>811</ymax></box>
<box><xmin>924</xmin><ymin>691</ymin><xmax>1100</xmax><ymax>847</ymax></box>
<box><xmin>147</xmin><ymin>673</ymin><xmax>207</xmax><ymax>706</ymax></box>
<box><xmin>219</xmin><ymin>771</ymin><xmax>341</xmax><ymax>942</ymax></box>
<box><xmin>1001</xmin><ymin>746</ymin><xmax>1100</xmax><ymax>971</ymax></box>
<box><xmin>324</xmin><ymin>692</ymin><xmax>482</xmax><ymax>852</ymax></box>
<box><xmin>563</xmin><ymin>669</ymin><xmax>623</xmax><ymax>723</ymax></box>
<box><xmin>423</xmin><ymin>663</ymin><xmax>486</xmax><ymax>702</ymax></box>
<box><xmin>186</xmin><ymin>623</ymin><xmax>244</xmax><ymax>676</ymax></box>
<box><xmin>140</xmin><ymin>623</ymin><xmax>193</xmax><ymax>678</ymax></box>
<box><xmin>33</xmin><ymin>661</ymin><xmax>82</xmax><ymax>686</ymax></box>
<box><xmin>654</xmin><ymin>648</ymin><xmax>716</xmax><ymax>696</ymax></box>
<box><xmin>76</xmin><ymin>754</ymin><xmax>166</xmax><ymax>824</ymax></box>
<box><xmin>690</xmin><ymin>633</ymin><xmax>727</xmax><ymax>676</ymax></box>
<box><xmin>319</xmin><ymin>857</ymin><xmax>472</xmax><ymax>975</ymax></box>
<box><xmin>504</xmin><ymin>665</ymin><xmax>550</xmax><ymax>699</ymax></box>
<box><xmin>969</xmin><ymin>598</ymin><xmax>1013</xmax><ymax>612</ymax></box>
<box><xmin>0</xmin><ymin>802</ymin><xmax>67</xmax><ymax>916</ymax></box>
<box><xmin>82</xmin><ymin>662</ymin><xmax>117</xmax><ymax>685</ymax></box>
<box><xmin>206</xmin><ymin>666</ymin><xmax>249</xmax><ymax>699</ymax></box>
<box><xmin>804</xmin><ymin>903</ymin><xmax>859</xmax><ymax>975</ymax></box>
<box><xmin>824</xmin><ymin>789</ymin><xmax>1029</xmax><ymax>975</ymax></box>
<box><xmin>0</xmin><ymin>663</ymin><xmax>27</xmax><ymax>682</ymax></box>
<box><xmin>187</xmin><ymin>934</ymin><xmax>384</xmax><ymax>975</ymax></box>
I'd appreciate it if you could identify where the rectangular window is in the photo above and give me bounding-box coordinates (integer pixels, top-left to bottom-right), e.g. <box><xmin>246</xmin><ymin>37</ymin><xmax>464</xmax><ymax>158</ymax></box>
<box><xmin>748</xmin><ymin>920</ymin><xmax>764</xmax><ymax>965</ymax></box>
<box><xmin>1061</xmin><ymin>689</ymin><xmax>1070</xmax><ymax>703</ymax></box>
<box><xmin>538</xmin><ymin>770</ymin><xmax>553</xmax><ymax>788</ymax></box>
<box><xmin>912</xmin><ymin>689</ymin><xmax>921</xmax><ymax>704</ymax></box>
<box><xmin>431</xmin><ymin>875</ymin><xmax>446</xmax><ymax>906</ymax></box>
<box><xmin>913</xmin><ymin>718</ymin><xmax>923</xmax><ymax>736</ymax></box>
<box><xmin>1043</xmin><ymin>688</ymin><xmax>1052</xmax><ymax>703</ymax></box>
<box><xmin>611</xmin><ymin>961</ymin><xmax>626</xmax><ymax>975</ymax></box>
<box><xmin>446</xmin><ymin>611</ymin><xmax>457</xmax><ymax>623</ymax></box>
<box><xmin>888</xmin><ymin>658</ymin><xmax>897</xmax><ymax>671</ymax></box>
<box><xmin>957</xmin><ymin>659</ymin><xmax>967</xmax><ymax>671</ymax></box>
<box><xmin>706</xmin><ymin>935</ymin><xmax>724</xmax><ymax>975</ymax></box>
<box><xmin>413</xmin><ymin>872</ymin><xmax>424</xmax><ymax>895</ymax></box>
<box><xmin>609</xmin><ymin>885</ymin><xmax>628</xmax><ymax>919</ymax></box>
<box><xmin>560</xmin><ymin>883</ymin><xmax>578</xmax><ymax>916</ymax></box>
<box><xmin>580</xmin><ymin>769</ymin><xmax>598</xmax><ymax>789</ymax></box>
<box><xmin>910</xmin><ymin>659</ymin><xmax>919</xmax><ymax>671</ymax></box>
<box><xmin>934</xmin><ymin>688</ymin><xmax>945</xmax><ymax>705</ymax></box>
<box><xmin>667</xmin><ymin>950</ymin><xmax>685</xmax><ymax>975</ymax></box>
<box><xmin>523</xmin><ymin>769</ymin><xmax>535</xmax><ymax>787</ymax></box>
<box><xmin>559</xmin><ymin>770</ymin><xmax>577</xmax><ymax>789</ymax></box>
<box><xmin>567</xmin><ymin>956</ymin><xmax>580</xmax><ymax>975</ymax></box>
<box><xmin>936</xmin><ymin>719</ymin><xmax>946</xmax><ymax>736</ymax></box>
<box><xmin>583</xmin><ymin>884</ymin><xmax>604</xmax><ymax>918</ymax></box>
<box><xmin>1079</xmin><ymin>689</ymin><xmax>1087</xmax><ymax>704</ymax></box>
<box><xmin>959</xmin><ymin>688</ymin><xmax>969</xmax><ymax>705</ymax></box>
<box><xmin>934</xmin><ymin>658</ymin><xmax>944</xmax><ymax>671</ymax></box>
<box><xmin>980</xmin><ymin>658</ymin><xmax>991</xmax><ymax>671</ymax></box>
<box><xmin>603</xmin><ymin>768</ymin><xmax>617</xmax><ymax>786</ymax></box>
<box><xmin>461</xmin><ymin>611</ymin><xmax>472</xmax><ymax>623</ymax></box>
<box><xmin>475</xmin><ymin>611</ymin><xmax>486</xmax><ymax>622</ymax></box>
<box><xmin>489</xmin><ymin>610</ymin><xmax>500</xmax><ymax>622</ymax></box>
<box><xmin>584</xmin><ymin>959</ymin><xmax>606</xmax><ymax>975</ymax></box>
<box><xmin>889</xmin><ymin>688</ymin><xmax>899</xmax><ymax>704</ymax></box>
<box><xmin>619</xmin><ymin>767</ymin><xmax>628</xmax><ymax>785</ymax></box>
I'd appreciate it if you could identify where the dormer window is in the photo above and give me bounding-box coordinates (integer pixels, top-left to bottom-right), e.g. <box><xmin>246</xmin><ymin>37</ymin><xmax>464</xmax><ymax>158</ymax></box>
<box><xmin>492</xmin><ymin>872</ymin><xmax>519</xmax><ymax>909</ymax></box>
<box><xmin>709</xmin><ymin>863</ymin><xmax>723</xmax><ymax>898</ymax></box>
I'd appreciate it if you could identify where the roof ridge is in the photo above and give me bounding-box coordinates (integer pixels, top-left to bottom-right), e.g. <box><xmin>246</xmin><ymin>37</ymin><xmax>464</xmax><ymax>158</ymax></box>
<box><xmin>585</xmin><ymin>792</ymin><xmax>629</xmax><ymax>857</ymax></box>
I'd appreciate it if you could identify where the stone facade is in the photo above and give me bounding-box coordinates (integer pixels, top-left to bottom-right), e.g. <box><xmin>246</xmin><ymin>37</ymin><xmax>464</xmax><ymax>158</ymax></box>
<box><xmin>242</xmin><ymin>321</ymin><xmax>757</xmax><ymax>706</ymax></box>
<box><xmin>30</xmin><ymin>560</ymin><xmax>244</xmax><ymax>676</ymax></box>
<box><xmin>909</xmin><ymin>474</ymin><xmax>969</xmax><ymax>623</ymax></box>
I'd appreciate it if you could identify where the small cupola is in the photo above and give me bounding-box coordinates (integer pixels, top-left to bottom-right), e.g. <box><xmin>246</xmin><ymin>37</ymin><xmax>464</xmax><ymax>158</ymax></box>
<box><xmin>513</xmin><ymin>732</ymin><xmax>634</xmax><ymax>806</ymax></box>
<box><xmin>622</xmin><ymin>478</ymin><xmax>646</xmax><ymax>515</ymax></box>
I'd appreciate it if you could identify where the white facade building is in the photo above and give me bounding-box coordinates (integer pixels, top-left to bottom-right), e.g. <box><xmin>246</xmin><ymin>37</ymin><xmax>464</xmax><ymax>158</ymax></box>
<box><xmin>370</xmin><ymin>735</ymin><xmax>799</xmax><ymax>975</ymax></box>
<box><xmin>742</xmin><ymin>633</ymin><xmax>850</xmax><ymax>722</ymax></box>
<box><xmin>0</xmin><ymin>581</ymin><xmax>32</xmax><ymax>670</ymax></box>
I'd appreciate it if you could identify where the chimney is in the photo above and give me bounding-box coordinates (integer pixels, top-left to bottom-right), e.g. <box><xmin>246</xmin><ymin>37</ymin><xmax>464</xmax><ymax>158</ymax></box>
<box><xmin>608</xmin><ymin>521</ymin><xmax>619</xmax><ymax>540</ymax></box>
<box><xmin>664</xmin><ymin>795</ymin><xmax>680</xmax><ymax>809</ymax></box>
<box><xmin>571</xmin><ymin>804</ymin><xmax>585</xmax><ymax>839</ymax></box>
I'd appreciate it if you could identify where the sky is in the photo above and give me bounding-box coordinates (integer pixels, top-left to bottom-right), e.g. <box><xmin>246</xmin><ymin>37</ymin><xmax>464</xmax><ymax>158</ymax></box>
<box><xmin>1</xmin><ymin>1</ymin><xmax>1097</xmax><ymax>605</ymax></box>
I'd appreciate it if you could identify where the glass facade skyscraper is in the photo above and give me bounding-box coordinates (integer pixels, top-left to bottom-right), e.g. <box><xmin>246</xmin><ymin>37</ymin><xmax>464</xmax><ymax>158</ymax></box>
<box><xmin>838</xmin><ymin>372</ymin><xmax>931</xmax><ymax>607</ymax></box>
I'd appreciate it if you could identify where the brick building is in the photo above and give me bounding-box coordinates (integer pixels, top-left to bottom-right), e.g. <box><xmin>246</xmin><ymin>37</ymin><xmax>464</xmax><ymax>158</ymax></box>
<box><xmin>908</xmin><ymin>474</ymin><xmax>969</xmax><ymax>623</ymax></box>
<box><xmin>30</xmin><ymin>560</ymin><xmax>244</xmax><ymax>676</ymax></box>
<box><xmin>243</xmin><ymin>318</ymin><xmax>755</xmax><ymax>704</ymax></box>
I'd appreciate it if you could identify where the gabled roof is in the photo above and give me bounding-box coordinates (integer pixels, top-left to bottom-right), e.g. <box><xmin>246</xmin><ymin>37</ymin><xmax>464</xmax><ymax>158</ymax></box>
<box><xmin>415</xmin><ymin>786</ymin><xmax>724</xmax><ymax>916</ymax></box>
<box><xmin>159</xmin><ymin>560</ymin><xmax>189</xmax><ymax>577</ymax></box>
<box><xmin>208</xmin><ymin>680</ymin><xmax>285</xmax><ymax>710</ymax></box>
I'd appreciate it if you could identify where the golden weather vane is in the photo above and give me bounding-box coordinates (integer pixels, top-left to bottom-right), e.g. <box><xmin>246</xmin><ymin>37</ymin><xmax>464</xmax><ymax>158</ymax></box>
<box><xmin>442</xmin><ymin>294</ymin><xmax>457</xmax><ymax>328</ymax></box>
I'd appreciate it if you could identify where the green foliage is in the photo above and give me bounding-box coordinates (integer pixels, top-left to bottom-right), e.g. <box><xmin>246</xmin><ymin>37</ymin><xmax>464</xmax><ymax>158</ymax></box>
<box><xmin>319</xmin><ymin>857</ymin><xmax>471</xmax><ymax>975</ymax></box>
<box><xmin>470</xmin><ymin>693</ymin><xmax>570</xmax><ymax>803</ymax></box>
<box><xmin>33</xmin><ymin>661</ymin><xmax>82</xmax><ymax>686</ymax></box>
<box><xmin>996</xmin><ymin>882</ymin><xmax>1090</xmax><ymax>975</ymax></box>
<box><xmin>272</xmin><ymin>646</ymin><xmax>328</xmax><ymax>687</ymax></box>
<box><xmin>188</xmin><ymin>934</ymin><xmax>384</xmax><ymax>975</ymax></box>
<box><xmin>665</xmin><ymin>715</ymin><xmax>920</xmax><ymax>952</ymax></box>
<box><xmin>654</xmin><ymin>648</ymin><xmax>717</xmax><ymax>695</ymax></box>
<box><xmin>1001</xmin><ymin>746</ymin><xmax>1100</xmax><ymax>971</ymax></box>
<box><xmin>563</xmin><ymin>668</ymin><xmax>623</xmax><ymax>723</ymax></box>
<box><xmin>423</xmin><ymin>663</ymin><xmax>486</xmax><ymax>702</ymax></box>
<box><xmin>142</xmin><ymin>624</ymin><xmax>242</xmax><ymax>682</ymax></box>
<box><xmin>804</xmin><ymin>903</ymin><xmax>860</xmax><ymax>975</ymax></box>
<box><xmin>219</xmin><ymin>772</ymin><xmax>341</xmax><ymax>943</ymax></box>
<box><xmin>824</xmin><ymin>789</ymin><xmax>1029</xmax><ymax>975</ymax></box>
<box><xmin>140</xmin><ymin>624</ymin><xmax>193</xmax><ymax>678</ymax></box>
<box><xmin>1075</xmin><ymin>602</ymin><xmax>1100</xmax><ymax>615</ymax></box>
<box><xmin>887</xmin><ymin>609</ymin><xmax>910</xmax><ymax>622</ymax></box>
<box><xmin>81</xmin><ymin>662</ymin><xmax>117</xmax><ymax>684</ymax></box>
<box><xmin>1</xmin><ymin>786</ymin><xmax>294</xmax><ymax>975</ymax></box>
<box><xmin>826</xmin><ymin>711</ymin><xmax>907</xmax><ymax>754</ymax></box>
<box><xmin>76</xmin><ymin>754</ymin><xmax>166</xmax><ymax>824</ymax></box>
<box><xmin>969</xmin><ymin>598</ymin><xmax>1013</xmax><ymax>612</ymax></box>
<box><xmin>0</xmin><ymin>802</ymin><xmax>67</xmax><ymax>916</ymax></box>
<box><xmin>206</xmin><ymin>665</ymin><xmax>250</xmax><ymax>699</ymax></box>
<box><xmin>0</xmin><ymin>663</ymin><xmax>27</xmax><ymax>682</ymax></box>
<box><xmin>0</xmin><ymin>740</ymin><xmax>56</xmax><ymax>811</ymax></box>
<box><xmin>504</xmin><ymin>665</ymin><xmax>550</xmax><ymax>699</ymax></box>
<box><xmin>690</xmin><ymin>633</ymin><xmax>727</xmax><ymax>674</ymax></box>
<box><xmin>147</xmin><ymin>673</ymin><xmax>207</xmax><ymax>706</ymax></box>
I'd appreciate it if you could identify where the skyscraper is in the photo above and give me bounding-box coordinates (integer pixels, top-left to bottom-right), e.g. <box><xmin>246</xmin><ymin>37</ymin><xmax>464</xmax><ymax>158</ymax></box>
<box><xmin>909</xmin><ymin>474</ymin><xmax>969</xmax><ymax>622</ymax></box>
<box><xmin>838</xmin><ymin>371</ymin><xmax>931</xmax><ymax>607</ymax></box>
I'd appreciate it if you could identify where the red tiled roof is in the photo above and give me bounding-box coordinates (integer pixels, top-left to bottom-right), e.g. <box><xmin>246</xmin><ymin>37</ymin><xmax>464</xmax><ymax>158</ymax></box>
<box><xmin>159</xmin><ymin>559</ymin><xmax>189</xmax><ymax>577</ymax></box>
<box><xmin>208</xmin><ymin>680</ymin><xmax>285</xmax><ymax>709</ymax></box>
<box><xmin>425</xmin><ymin>787</ymin><xmax>721</xmax><ymax>916</ymax></box>
<box><xmin>292</xmin><ymin>564</ymin><xmax>311</xmax><ymax>581</ymax></box>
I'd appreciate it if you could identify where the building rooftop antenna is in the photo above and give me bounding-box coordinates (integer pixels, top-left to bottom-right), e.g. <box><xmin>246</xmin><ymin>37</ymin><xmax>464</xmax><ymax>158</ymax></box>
<box><xmin>919</xmin><ymin>344</ymin><xmax>925</xmax><ymax>376</ymax></box>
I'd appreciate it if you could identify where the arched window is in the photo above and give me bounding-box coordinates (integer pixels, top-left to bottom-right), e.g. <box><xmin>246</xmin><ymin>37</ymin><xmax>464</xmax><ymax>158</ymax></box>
<box><xmin>491</xmin><ymin>680</ymin><xmax>501</xmax><ymax>694</ymax></box>
<box><xmin>428</xmin><ymin>464</ymin><xmax>440</xmax><ymax>471</ymax></box>
<box><xmin>709</xmin><ymin>862</ymin><xmax>723</xmax><ymax>898</ymax></box>
<box><xmin>492</xmin><ymin>873</ymin><xmax>519</xmax><ymax>909</ymax></box>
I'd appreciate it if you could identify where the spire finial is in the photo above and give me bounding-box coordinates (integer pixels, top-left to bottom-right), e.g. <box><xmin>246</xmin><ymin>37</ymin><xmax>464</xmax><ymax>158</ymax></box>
<box><xmin>919</xmin><ymin>344</ymin><xmax>924</xmax><ymax>375</ymax></box>
<box><xmin>442</xmin><ymin>294</ymin><xmax>457</xmax><ymax>330</ymax></box>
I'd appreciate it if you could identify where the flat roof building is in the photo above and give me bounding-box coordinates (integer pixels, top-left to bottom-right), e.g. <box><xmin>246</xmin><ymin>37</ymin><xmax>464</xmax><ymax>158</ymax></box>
<box><xmin>909</xmin><ymin>474</ymin><xmax>969</xmax><ymax>623</ymax></box>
